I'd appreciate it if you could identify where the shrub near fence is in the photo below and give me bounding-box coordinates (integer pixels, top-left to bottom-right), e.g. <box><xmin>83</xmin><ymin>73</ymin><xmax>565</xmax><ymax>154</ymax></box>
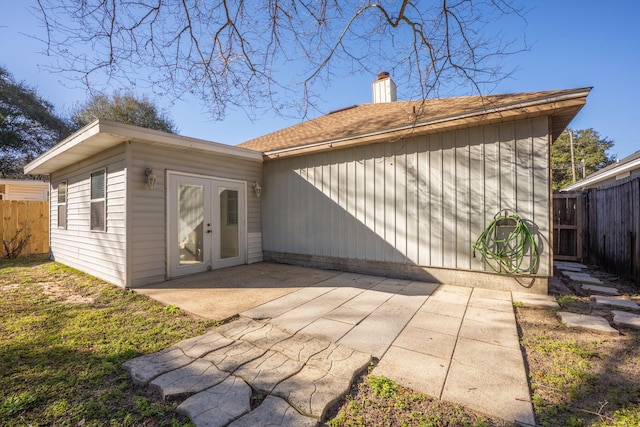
<box><xmin>0</xmin><ymin>200</ymin><xmax>49</xmax><ymax>257</ymax></box>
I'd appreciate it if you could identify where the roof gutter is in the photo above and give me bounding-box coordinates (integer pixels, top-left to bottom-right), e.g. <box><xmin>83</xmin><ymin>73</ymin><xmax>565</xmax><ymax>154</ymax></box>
<box><xmin>264</xmin><ymin>87</ymin><xmax>591</xmax><ymax>157</ymax></box>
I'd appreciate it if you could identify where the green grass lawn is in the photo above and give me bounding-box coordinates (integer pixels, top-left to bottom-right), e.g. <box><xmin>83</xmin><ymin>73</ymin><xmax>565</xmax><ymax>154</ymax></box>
<box><xmin>0</xmin><ymin>257</ymin><xmax>217</xmax><ymax>426</ymax></box>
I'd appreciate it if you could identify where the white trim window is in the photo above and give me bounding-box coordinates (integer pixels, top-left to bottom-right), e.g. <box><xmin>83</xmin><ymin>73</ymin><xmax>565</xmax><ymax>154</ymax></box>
<box><xmin>90</xmin><ymin>169</ymin><xmax>106</xmax><ymax>231</ymax></box>
<box><xmin>57</xmin><ymin>181</ymin><xmax>67</xmax><ymax>229</ymax></box>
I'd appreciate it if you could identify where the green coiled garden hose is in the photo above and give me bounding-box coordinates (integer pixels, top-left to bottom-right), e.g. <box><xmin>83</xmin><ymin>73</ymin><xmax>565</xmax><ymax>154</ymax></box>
<box><xmin>472</xmin><ymin>210</ymin><xmax>539</xmax><ymax>274</ymax></box>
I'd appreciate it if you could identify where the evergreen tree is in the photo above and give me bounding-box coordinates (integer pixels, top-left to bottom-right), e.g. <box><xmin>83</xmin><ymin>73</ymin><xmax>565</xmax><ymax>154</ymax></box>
<box><xmin>552</xmin><ymin>128</ymin><xmax>614</xmax><ymax>191</ymax></box>
<box><xmin>0</xmin><ymin>66</ymin><xmax>70</xmax><ymax>177</ymax></box>
<box><xmin>71</xmin><ymin>93</ymin><xmax>177</xmax><ymax>134</ymax></box>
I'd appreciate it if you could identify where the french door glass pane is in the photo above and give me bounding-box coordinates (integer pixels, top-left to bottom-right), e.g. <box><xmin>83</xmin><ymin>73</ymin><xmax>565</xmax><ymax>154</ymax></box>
<box><xmin>219</xmin><ymin>189</ymin><xmax>239</xmax><ymax>259</ymax></box>
<box><xmin>178</xmin><ymin>184</ymin><xmax>204</xmax><ymax>265</ymax></box>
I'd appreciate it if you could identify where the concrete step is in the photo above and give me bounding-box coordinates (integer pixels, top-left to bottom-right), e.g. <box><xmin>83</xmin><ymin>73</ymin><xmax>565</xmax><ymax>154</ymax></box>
<box><xmin>512</xmin><ymin>291</ymin><xmax>560</xmax><ymax>309</ymax></box>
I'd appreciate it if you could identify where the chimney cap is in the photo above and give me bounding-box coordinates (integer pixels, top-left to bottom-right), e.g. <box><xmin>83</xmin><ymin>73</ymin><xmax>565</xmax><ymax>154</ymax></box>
<box><xmin>377</xmin><ymin>71</ymin><xmax>390</xmax><ymax>80</ymax></box>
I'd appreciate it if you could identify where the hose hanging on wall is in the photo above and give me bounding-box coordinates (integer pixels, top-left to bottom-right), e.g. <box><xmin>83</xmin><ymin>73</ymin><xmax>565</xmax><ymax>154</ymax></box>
<box><xmin>473</xmin><ymin>210</ymin><xmax>539</xmax><ymax>274</ymax></box>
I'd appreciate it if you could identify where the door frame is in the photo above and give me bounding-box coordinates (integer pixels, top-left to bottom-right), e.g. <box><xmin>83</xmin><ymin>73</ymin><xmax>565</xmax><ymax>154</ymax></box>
<box><xmin>166</xmin><ymin>171</ymin><xmax>247</xmax><ymax>278</ymax></box>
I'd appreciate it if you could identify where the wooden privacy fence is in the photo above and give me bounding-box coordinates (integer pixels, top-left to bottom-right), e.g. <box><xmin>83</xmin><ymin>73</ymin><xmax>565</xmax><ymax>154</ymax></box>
<box><xmin>0</xmin><ymin>200</ymin><xmax>49</xmax><ymax>256</ymax></box>
<box><xmin>582</xmin><ymin>176</ymin><xmax>640</xmax><ymax>282</ymax></box>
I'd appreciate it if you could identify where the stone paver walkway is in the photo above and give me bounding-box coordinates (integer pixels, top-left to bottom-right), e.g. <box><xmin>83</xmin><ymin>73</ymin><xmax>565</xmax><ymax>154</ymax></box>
<box><xmin>242</xmin><ymin>274</ymin><xmax>535</xmax><ymax>426</ymax></box>
<box><xmin>124</xmin><ymin>317</ymin><xmax>370</xmax><ymax>426</ymax></box>
<box><xmin>591</xmin><ymin>295</ymin><xmax>640</xmax><ymax>311</ymax></box>
<box><xmin>556</xmin><ymin>311</ymin><xmax>619</xmax><ymax>335</ymax></box>
<box><xmin>126</xmin><ymin>272</ymin><xmax>536</xmax><ymax>426</ymax></box>
<box><xmin>612</xmin><ymin>310</ymin><xmax>640</xmax><ymax>330</ymax></box>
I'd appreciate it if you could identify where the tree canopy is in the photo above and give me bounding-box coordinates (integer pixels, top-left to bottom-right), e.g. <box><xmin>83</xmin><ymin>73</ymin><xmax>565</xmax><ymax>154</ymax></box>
<box><xmin>70</xmin><ymin>93</ymin><xmax>177</xmax><ymax>134</ymax></box>
<box><xmin>0</xmin><ymin>66</ymin><xmax>70</xmax><ymax>177</ymax></box>
<box><xmin>36</xmin><ymin>0</ymin><xmax>526</xmax><ymax>119</ymax></box>
<box><xmin>551</xmin><ymin>128</ymin><xmax>614</xmax><ymax>191</ymax></box>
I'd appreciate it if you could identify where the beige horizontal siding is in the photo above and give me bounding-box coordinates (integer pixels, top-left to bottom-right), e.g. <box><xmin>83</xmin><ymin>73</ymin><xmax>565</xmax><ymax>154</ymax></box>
<box><xmin>50</xmin><ymin>145</ymin><xmax>128</xmax><ymax>286</ymax></box>
<box><xmin>128</xmin><ymin>142</ymin><xmax>263</xmax><ymax>287</ymax></box>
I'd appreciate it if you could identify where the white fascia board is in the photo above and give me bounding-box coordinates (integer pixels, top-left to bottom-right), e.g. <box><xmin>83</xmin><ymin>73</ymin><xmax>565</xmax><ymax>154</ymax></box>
<box><xmin>561</xmin><ymin>158</ymin><xmax>640</xmax><ymax>191</ymax></box>
<box><xmin>25</xmin><ymin>119</ymin><xmax>262</xmax><ymax>175</ymax></box>
<box><xmin>97</xmin><ymin>120</ymin><xmax>263</xmax><ymax>161</ymax></box>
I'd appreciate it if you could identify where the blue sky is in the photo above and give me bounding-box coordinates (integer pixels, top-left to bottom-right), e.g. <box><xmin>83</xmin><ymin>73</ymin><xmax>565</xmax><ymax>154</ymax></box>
<box><xmin>1</xmin><ymin>1</ymin><xmax>639</xmax><ymax>159</ymax></box>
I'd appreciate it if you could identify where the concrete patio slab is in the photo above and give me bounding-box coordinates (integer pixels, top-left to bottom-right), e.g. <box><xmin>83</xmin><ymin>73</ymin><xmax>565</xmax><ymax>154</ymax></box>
<box><xmin>557</xmin><ymin>311</ymin><xmax>618</xmax><ymax>335</ymax></box>
<box><xmin>298</xmin><ymin>317</ymin><xmax>353</xmax><ymax>342</ymax></box>
<box><xmin>323</xmin><ymin>305</ymin><xmax>370</xmax><ymax>325</ymax></box>
<box><xmin>471</xmin><ymin>287</ymin><xmax>514</xmax><ymax>301</ymax></box>
<box><xmin>458</xmin><ymin>317</ymin><xmax>520</xmax><ymax>349</ymax></box>
<box><xmin>135</xmin><ymin>263</ymin><xmax>338</xmax><ymax>320</ymax></box>
<box><xmin>407</xmin><ymin>310</ymin><xmax>463</xmax><ymax>336</ymax></box>
<box><xmin>443</xmin><ymin>337</ymin><xmax>534</xmax><ymax>426</ymax></box>
<box><xmin>468</xmin><ymin>294</ymin><xmax>514</xmax><ymax>312</ymax></box>
<box><xmin>392</xmin><ymin>325</ymin><xmax>457</xmax><ymax>360</ymax></box>
<box><xmin>420</xmin><ymin>298</ymin><xmax>468</xmax><ymax>318</ymax></box>
<box><xmin>126</xmin><ymin>264</ymin><xmax>536</xmax><ymax>425</ymax></box>
<box><xmin>338</xmin><ymin>292</ymin><xmax>428</xmax><ymax>358</ymax></box>
<box><xmin>512</xmin><ymin>291</ymin><xmax>560</xmax><ymax>309</ymax></box>
<box><xmin>373</xmin><ymin>345</ymin><xmax>449</xmax><ymax>398</ymax></box>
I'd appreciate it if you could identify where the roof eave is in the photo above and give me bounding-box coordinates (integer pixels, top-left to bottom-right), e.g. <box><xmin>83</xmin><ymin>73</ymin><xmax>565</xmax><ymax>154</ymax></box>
<box><xmin>25</xmin><ymin>119</ymin><xmax>263</xmax><ymax>175</ymax></box>
<box><xmin>263</xmin><ymin>88</ymin><xmax>591</xmax><ymax>160</ymax></box>
<box><xmin>561</xmin><ymin>158</ymin><xmax>640</xmax><ymax>192</ymax></box>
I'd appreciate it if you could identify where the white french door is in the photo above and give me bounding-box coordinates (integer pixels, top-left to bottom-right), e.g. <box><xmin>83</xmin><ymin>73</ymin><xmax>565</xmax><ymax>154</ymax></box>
<box><xmin>167</xmin><ymin>172</ymin><xmax>246</xmax><ymax>278</ymax></box>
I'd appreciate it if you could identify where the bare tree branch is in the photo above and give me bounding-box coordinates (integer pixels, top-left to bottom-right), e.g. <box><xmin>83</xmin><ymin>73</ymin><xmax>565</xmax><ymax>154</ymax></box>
<box><xmin>34</xmin><ymin>0</ymin><xmax>527</xmax><ymax>120</ymax></box>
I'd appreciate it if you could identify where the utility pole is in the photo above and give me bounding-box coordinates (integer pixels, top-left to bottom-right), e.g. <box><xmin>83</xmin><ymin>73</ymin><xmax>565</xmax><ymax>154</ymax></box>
<box><xmin>568</xmin><ymin>130</ymin><xmax>577</xmax><ymax>183</ymax></box>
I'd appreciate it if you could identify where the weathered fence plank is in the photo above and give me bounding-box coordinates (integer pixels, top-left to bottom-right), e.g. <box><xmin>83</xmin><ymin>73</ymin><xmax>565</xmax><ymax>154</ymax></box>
<box><xmin>0</xmin><ymin>200</ymin><xmax>49</xmax><ymax>256</ymax></box>
<box><xmin>583</xmin><ymin>176</ymin><xmax>640</xmax><ymax>283</ymax></box>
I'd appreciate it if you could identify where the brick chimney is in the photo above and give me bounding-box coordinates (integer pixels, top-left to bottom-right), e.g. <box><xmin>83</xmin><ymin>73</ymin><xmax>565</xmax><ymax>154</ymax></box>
<box><xmin>372</xmin><ymin>72</ymin><xmax>397</xmax><ymax>103</ymax></box>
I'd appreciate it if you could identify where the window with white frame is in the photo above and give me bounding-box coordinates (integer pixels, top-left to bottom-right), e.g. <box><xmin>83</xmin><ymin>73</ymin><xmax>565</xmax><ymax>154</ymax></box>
<box><xmin>90</xmin><ymin>170</ymin><xmax>106</xmax><ymax>231</ymax></box>
<box><xmin>57</xmin><ymin>181</ymin><xmax>67</xmax><ymax>229</ymax></box>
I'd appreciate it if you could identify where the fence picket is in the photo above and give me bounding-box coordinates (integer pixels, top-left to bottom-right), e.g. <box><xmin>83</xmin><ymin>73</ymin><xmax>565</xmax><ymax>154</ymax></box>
<box><xmin>0</xmin><ymin>200</ymin><xmax>49</xmax><ymax>256</ymax></box>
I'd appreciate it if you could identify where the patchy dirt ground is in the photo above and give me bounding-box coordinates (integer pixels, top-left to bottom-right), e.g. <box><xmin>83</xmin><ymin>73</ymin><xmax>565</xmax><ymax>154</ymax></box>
<box><xmin>517</xmin><ymin>269</ymin><xmax>640</xmax><ymax>427</ymax></box>
<box><xmin>326</xmin><ymin>268</ymin><xmax>640</xmax><ymax>427</ymax></box>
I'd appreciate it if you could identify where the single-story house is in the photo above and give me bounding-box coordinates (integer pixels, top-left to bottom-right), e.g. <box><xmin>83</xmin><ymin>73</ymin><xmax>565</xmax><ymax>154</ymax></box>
<box><xmin>25</xmin><ymin>76</ymin><xmax>590</xmax><ymax>293</ymax></box>
<box><xmin>562</xmin><ymin>149</ymin><xmax>640</xmax><ymax>191</ymax></box>
<box><xmin>0</xmin><ymin>178</ymin><xmax>49</xmax><ymax>201</ymax></box>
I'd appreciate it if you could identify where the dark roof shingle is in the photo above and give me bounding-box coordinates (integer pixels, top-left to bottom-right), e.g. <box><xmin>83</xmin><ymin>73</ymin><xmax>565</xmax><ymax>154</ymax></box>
<box><xmin>239</xmin><ymin>88</ymin><xmax>590</xmax><ymax>155</ymax></box>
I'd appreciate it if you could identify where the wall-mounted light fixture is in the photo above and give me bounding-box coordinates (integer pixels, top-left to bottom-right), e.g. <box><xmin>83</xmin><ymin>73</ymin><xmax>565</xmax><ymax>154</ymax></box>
<box><xmin>145</xmin><ymin>168</ymin><xmax>157</xmax><ymax>190</ymax></box>
<box><xmin>253</xmin><ymin>181</ymin><xmax>262</xmax><ymax>198</ymax></box>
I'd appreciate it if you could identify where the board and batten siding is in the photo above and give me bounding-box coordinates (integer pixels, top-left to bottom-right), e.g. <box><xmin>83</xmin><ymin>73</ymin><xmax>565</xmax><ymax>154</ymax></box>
<box><xmin>262</xmin><ymin>117</ymin><xmax>551</xmax><ymax>281</ymax></box>
<box><xmin>128</xmin><ymin>142</ymin><xmax>263</xmax><ymax>287</ymax></box>
<box><xmin>50</xmin><ymin>145</ymin><xmax>127</xmax><ymax>286</ymax></box>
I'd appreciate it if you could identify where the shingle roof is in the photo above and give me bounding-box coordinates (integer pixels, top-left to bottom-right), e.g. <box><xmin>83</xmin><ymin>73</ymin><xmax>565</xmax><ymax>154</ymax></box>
<box><xmin>239</xmin><ymin>88</ymin><xmax>590</xmax><ymax>158</ymax></box>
